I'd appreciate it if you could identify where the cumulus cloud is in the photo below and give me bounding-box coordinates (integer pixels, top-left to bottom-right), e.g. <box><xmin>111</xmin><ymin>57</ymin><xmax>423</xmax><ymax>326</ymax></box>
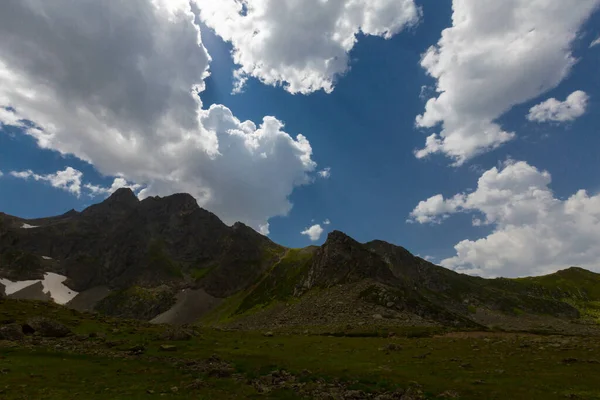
<box><xmin>84</xmin><ymin>178</ymin><xmax>142</xmax><ymax>198</ymax></box>
<box><xmin>194</xmin><ymin>0</ymin><xmax>421</xmax><ymax>94</ymax></box>
<box><xmin>0</xmin><ymin>106</ymin><xmax>24</xmax><ymax>128</ymax></box>
<box><xmin>527</xmin><ymin>91</ymin><xmax>589</xmax><ymax>122</ymax></box>
<box><xmin>408</xmin><ymin>194</ymin><xmax>464</xmax><ymax>224</ymax></box>
<box><xmin>323</xmin><ymin>219</ymin><xmax>331</xmax><ymax>225</ymax></box>
<box><xmin>10</xmin><ymin>167</ymin><xmax>83</xmax><ymax>196</ymax></box>
<box><xmin>0</xmin><ymin>0</ymin><xmax>321</xmax><ymax>232</ymax></box>
<box><xmin>590</xmin><ymin>36</ymin><xmax>600</xmax><ymax>47</ymax></box>
<box><xmin>415</xmin><ymin>0</ymin><xmax>600</xmax><ymax>165</ymax></box>
<box><xmin>318</xmin><ymin>167</ymin><xmax>331</xmax><ymax>179</ymax></box>
<box><xmin>301</xmin><ymin>224</ymin><xmax>325</xmax><ymax>241</ymax></box>
<box><xmin>410</xmin><ymin>161</ymin><xmax>600</xmax><ymax>277</ymax></box>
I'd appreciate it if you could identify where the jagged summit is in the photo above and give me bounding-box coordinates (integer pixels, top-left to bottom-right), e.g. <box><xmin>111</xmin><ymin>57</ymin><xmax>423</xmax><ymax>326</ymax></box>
<box><xmin>321</xmin><ymin>230</ymin><xmax>355</xmax><ymax>245</ymax></box>
<box><xmin>140</xmin><ymin>192</ymin><xmax>200</xmax><ymax>216</ymax></box>
<box><xmin>109</xmin><ymin>187</ymin><xmax>138</xmax><ymax>201</ymax></box>
<box><xmin>60</xmin><ymin>209</ymin><xmax>79</xmax><ymax>217</ymax></box>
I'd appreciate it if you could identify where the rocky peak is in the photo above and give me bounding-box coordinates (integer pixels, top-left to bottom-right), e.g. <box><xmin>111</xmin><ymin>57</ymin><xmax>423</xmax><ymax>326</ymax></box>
<box><xmin>156</xmin><ymin>193</ymin><xmax>199</xmax><ymax>215</ymax></box>
<box><xmin>106</xmin><ymin>188</ymin><xmax>139</xmax><ymax>206</ymax></box>
<box><xmin>60</xmin><ymin>209</ymin><xmax>79</xmax><ymax>218</ymax></box>
<box><xmin>322</xmin><ymin>230</ymin><xmax>356</xmax><ymax>246</ymax></box>
<box><xmin>81</xmin><ymin>187</ymin><xmax>139</xmax><ymax>218</ymax></box>
<box><xmin>163</xmin><ymin>193</ymin><xmax>198</xmax><ymax>207</ymax></box>
<box><xmin>307</xmin><ymin>230</ymin><xmax>398</xmax><ymax>288</ymax></box>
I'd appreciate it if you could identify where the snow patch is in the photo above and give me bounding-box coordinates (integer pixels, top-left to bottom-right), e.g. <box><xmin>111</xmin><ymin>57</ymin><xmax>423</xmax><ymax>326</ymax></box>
<box><xmin>21</xmin><ymin>223</ymin><xmax>38</xmax><ymax>229</ymax></box>
<box><xmin>42</xmin><ymin>256</ymin><xmax>53</xmax><ymax>260</ymax></box>
<box><xmin>0</xmin><ymin>273</ymin><xmax>77</xmax><ymax>304</ymax></box>
<box><xmin>41</xmin><ymin>273</ymin><xmax>77</xmax><ymax>304</ymax></box>
<box><xmin>0</xmin><ymin>278</ymin><xmax>39</xmax><ymax>295</ymax></box>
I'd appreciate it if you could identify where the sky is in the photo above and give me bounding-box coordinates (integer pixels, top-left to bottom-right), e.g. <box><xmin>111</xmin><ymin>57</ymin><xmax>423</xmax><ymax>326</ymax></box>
<box><xmin>1</xmin><ymin>0</ymin><xmax>600</xmax><ymax>278</ymax></box>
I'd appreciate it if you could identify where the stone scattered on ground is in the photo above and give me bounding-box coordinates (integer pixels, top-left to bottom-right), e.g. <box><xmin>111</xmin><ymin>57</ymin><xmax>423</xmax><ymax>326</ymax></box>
<box><xmin>160</xmin><ymin>327</ymin><xmax>193</xmax><ymax>341</ymax></box>
<box><xmin>383</xmin><ymin>343</ymin><xmax>402</xmax><ymax>352</ymax></box>
<box><xmin>437</xmin><ymin>390</ymin><xmax>460</xmax><ymax>399</ymax></box>
<box><xmin>160</xmin><ymin>344</ymin><xmax>177</xmax><ymax>352</ymax></box>
<box><xmin>251</xmin><ymin>369</ymin><xmax>424</xmax><ymax>399</ymax></box>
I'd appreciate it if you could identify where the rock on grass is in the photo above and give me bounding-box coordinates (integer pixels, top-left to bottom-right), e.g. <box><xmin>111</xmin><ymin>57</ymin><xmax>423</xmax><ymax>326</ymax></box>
<box><xmin>24</xmin><ymin>317</ymin><xmax>71</xmax><ymax>338</ymax></box>
<box><xmin>0</xmin><ymin>323</ymin><xmax>25</xmax><ymax>341</ymax></box>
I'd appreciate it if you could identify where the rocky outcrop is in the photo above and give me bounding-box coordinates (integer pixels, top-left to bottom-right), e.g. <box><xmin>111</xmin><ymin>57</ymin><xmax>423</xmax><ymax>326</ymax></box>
<box><xmin>24</xmin><ymin>317</ymin><xmax>72</xmax><ymax>338</ymax></box>
<box><xmin>304</xmin><ymin>231</ymin><xmax>399</xmax><ymax>289</ymax></box>
<box><xmin>0</xmin><ymin>323</ymin><xmax>25</xmax><ymax>341</ymax></box>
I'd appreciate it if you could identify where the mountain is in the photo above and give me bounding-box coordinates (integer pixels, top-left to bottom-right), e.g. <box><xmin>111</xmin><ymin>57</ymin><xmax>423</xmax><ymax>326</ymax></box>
<box><xmin>1</xmin><ymin>189</ymin><xmax>599</xmax><ymax>334</ymax></box>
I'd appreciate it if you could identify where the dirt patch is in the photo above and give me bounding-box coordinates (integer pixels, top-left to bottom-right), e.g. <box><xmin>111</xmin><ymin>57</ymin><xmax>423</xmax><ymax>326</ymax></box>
<box><xmin>151</xmin><ymin>289</ymin><xmax>222</xmax><ymax>325</ymax></box>
<box><xmin>67</xmin><ymin>286</ymin><xmax>111</xmax><ymax>312</ymax></box>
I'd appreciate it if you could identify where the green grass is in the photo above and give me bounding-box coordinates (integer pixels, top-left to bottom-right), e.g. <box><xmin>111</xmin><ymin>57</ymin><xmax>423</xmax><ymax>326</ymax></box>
<box><xmin>147</xmin><ymin>239</ymin><xmax>183</xmax><ymax>278</ymax></box>
<box><xmin>200</xmin><ymin>248</ymin><xmax>315</xmax><ymax>325</ymax></box>
<box><xmin>94</xmin><ymin>286</ymin><xmax>176</xmax><ymax>320</ymax></box>
<box><xmin>235</xmin><ymin>248</ymin><xmax>315</xmax><ymax>314</ymax></box>
<box><xmin>2</xmin><ymin>299</ymin><xmax>600</xmax><ymax>399</ymax></box>
<box><xmin>0</xmin><ymin>248</ymin><xmax>42</xmax><ymax>276</ymax></box>
<box><xmin>190</xmin><ymin>267</ymin><xmax>212</xmax><ymax>281</ymax></box>
<box><xmin>514</xmin><ymin>267</ymin><xmax>600</xmax><ymax>300</ymax></box>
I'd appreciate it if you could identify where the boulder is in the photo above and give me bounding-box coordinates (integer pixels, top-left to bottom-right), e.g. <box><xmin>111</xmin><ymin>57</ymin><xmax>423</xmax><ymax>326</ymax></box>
<box><xmin>0</xmin><ymin>323</ymin><xmax>25</xmax><ymax>341</ymax></box>
<box><xmin>24</xmin><ymin>317</ymin><xmax>71</xmax><ymax>338</ymax></box>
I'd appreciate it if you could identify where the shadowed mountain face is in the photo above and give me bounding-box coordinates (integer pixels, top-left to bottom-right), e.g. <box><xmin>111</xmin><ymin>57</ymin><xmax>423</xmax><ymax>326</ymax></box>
<box><xmin>0</xmin><ymin>188</ymin><xmax>281</xmax><ymax>296</ymax></box>
<box><xmin>0</xmin><ymin>190</ymin><xmax>598</xmax><ymax>330</ymax></box>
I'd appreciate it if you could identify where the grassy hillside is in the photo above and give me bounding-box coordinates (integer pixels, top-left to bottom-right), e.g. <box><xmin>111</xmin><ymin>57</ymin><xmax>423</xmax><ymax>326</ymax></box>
<box><xmin>473</xmin><ymin>268</ymin><xmax>600</xmax><ymax>321</ymax></box>
<box><xmin>1</xmin><ymin>299</ymin><xmax>600</xmax><ymax>399</ymax></box>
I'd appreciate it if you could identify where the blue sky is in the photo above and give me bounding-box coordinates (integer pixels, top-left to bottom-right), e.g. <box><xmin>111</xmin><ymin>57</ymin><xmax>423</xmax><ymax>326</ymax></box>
<box><xmin>1</xmin><ymin>0</ymin><xmax>600</xmax><ymax>277</ymax></box>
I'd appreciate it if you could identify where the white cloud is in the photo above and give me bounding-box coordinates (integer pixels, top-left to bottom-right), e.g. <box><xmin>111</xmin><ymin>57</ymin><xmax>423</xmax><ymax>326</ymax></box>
<box><xmin>415</xmin><ymin>0</ymin><xmax>600</xmax><ymax>165</ymax></box>
<box><xmin>408</xmin><ymin>194</ymin><xmax>463</xmax><ymax>224</ymax></box>
<box><xmin>0</xmin><ymin>0</ymin><xmax>321</xmax><ymax>232</ymax></box>
<box><xmin>84</xmin><ymin>177</ymin><xmax>142</xmax><ymax>198</ymax></box>
<box><xmin>590</xmin><ymin>36</ymin><xmax>600</xmax><ymax>47</ymax></box>
<box><xmin>258</xmin><ymin>223</ymin><xmax>270</xmax><ymax>236</ymax></box>
<box><xmin>194</xmin><ymin>0</ymin><xmax>421</xmax><ymax>94</ymax></box>
<box><xmin>417</xmin><ymin>254</ymin><xmax>436</xmax><ymax>263</ymax></box>
<box><xmin>318</xmin><ymin>167</ymin><xmax>331</xmax><ymax>179</ymax></box>
<box><xmin>301</xmin><ymin>224</ymin><xmax>324</xmax><ymax>241</ymax></box>
<box><xmin>0</xmin><ymin>106</ymin><xmax>24</xmax><ymax>128</ymax></box>
<box><xmin>10</xmin><ymin>167</ymin><xmax>83</xmax><ymax>196</ymax></box>
<box><xmin>527</xmin><ymin>90</ymin><xmax>589</xmax><ymax>122</ymax></box>
<box><xmin>323</xmin><ymin>219</ymin><xmax>331</xmax><ymax>225</ymax></box>
<box><xmin>410</xmin><ymin>161</ymin><xmax>600</xmax><ymax>277</ymax></box>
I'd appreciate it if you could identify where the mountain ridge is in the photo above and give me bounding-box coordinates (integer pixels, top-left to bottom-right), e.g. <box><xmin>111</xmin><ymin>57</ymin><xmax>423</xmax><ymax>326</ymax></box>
<box><xmin>1</xmin><ymin>190</ymin><xmax>599</xmax><ymax>334</ymax></box>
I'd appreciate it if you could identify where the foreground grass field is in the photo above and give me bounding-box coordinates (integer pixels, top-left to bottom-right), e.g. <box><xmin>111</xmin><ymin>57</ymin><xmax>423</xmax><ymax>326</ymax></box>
<box><xmin>1</xmin><ymin>299</ymin><xmax>600</xmax><ymax>399</ymax></box>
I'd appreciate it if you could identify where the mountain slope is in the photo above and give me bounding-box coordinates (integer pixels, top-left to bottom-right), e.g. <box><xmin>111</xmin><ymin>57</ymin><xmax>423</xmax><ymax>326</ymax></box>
<box><xmin>0</xmin><ymin>189</ymin><xmax>281</xmax><ymax>317</ymax></box>
<box><xmin>0</xmin><ymin>190</ymin><xmax>599</xmax><ymax>333</ymax></box>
